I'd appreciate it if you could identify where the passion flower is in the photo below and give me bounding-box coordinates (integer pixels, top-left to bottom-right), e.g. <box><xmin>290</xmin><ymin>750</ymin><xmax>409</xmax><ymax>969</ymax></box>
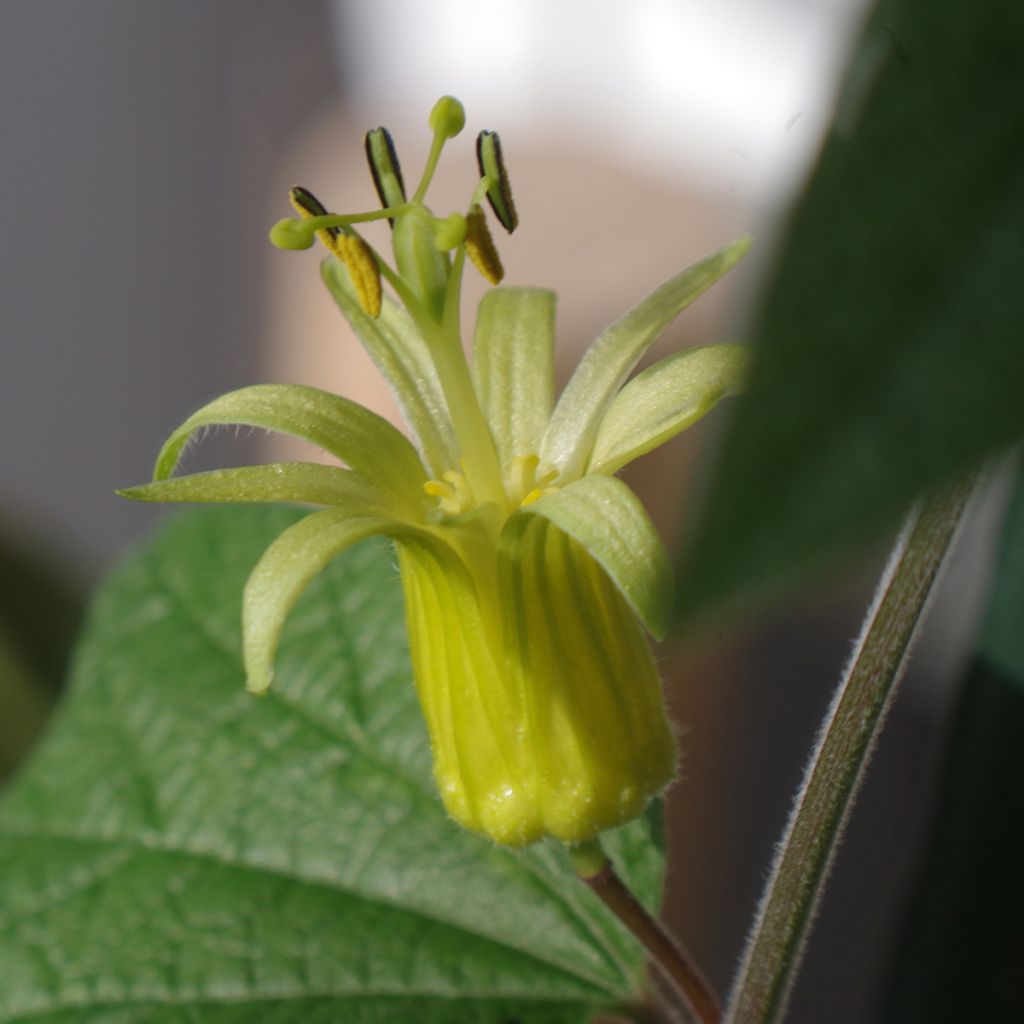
<box><xmin>121</xmin><ymin>96</ymin><xmax>750</xmax><ymax>847</ymax></box>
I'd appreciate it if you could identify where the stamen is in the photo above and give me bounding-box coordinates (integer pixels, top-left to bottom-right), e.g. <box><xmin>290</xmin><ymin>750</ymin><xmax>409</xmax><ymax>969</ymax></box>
<box><xmin>424</xmin><ymin>480</ymin><xmax>454</xmax><ymax>499</ymax></box>
<box><xmin>424</xmin><ymin>468</ymin><xmax>476</xmax><ymax>517</ymax></box>
<box><xmin>509</xmin><ymin>454</ymin><xmax>540</xmax><ymax>501</ymax></box>
<box><xmin>508</xmin><ymin>455</ymin><xmax>560</xmax><ymax>508</ymax></box>
<box><xmin>465</xmin><ymin>206</ymin><xmax>504</xmax><ymax>285</ymax></box>
<box><xmin>365</xmin><ymin>127</ymin><xmax>406</xmax><ymax>225</ymax></box>
<box><xmin>286</xmin><ymin>187</ymin><xmax>382</xmax><ymax>318</ymax></box>
<box><xmin>288</xmin><ymin>187</ymin><xmax>346</xmax><ymax>259</ymax></box>
<box><xmin>442</xmin><ymin>469</ymin><xmax>474</xmax><ymax>509</ymax></box>
<box><xmin>336</xmin><ymin>233</ymin><xmax>382</xmax><ymax>318</ymax></box>
<box><xmin>289</xmin><ymin>187</ymin><xmax>337</xmax><ymax>232</ymax></box>
<box><xmin>521</xmin><ymin>485</ymin><xmax>559</xmax><ymax>508</ymax></box>
<box><xmin>476</xmin><ymin>130</ymin><xmax>518</xmax><ymax>233</ymax></box>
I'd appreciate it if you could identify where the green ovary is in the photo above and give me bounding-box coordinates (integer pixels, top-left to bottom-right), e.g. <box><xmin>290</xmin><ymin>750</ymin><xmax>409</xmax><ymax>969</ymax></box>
<box><xmin>397</xmin><ymin>523</ymin><xmax>676</xmax><ymax>847</ymax></box>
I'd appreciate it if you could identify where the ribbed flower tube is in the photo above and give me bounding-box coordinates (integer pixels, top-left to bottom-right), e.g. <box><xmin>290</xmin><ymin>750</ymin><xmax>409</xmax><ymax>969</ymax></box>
<box><xmin>398</xmin><ymin>523</ymin><xmax>675</xmax><ymax>847</ymax></box>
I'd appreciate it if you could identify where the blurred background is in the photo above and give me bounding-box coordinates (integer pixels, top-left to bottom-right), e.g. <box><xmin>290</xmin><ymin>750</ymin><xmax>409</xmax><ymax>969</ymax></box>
<box><xmin>0</xmin><ymin>2</ymin><xmax>998</xmax><ymax>1021</ymax></box>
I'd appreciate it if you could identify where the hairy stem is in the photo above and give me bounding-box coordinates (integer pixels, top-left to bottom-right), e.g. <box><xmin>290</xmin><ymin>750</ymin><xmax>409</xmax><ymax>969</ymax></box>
<box><xmin>726</xmin><ymin>474</ymin><xmax>976</xmax><ymax>1024</ymax></box>
<box><xmin>572</xmin><ymin>841</ymin><xmax>719</xmax><ymax>1024</ymax></box>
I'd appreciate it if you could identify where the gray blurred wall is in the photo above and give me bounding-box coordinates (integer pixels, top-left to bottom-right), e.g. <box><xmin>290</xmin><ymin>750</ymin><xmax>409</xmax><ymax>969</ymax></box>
<box><xmin>0</xmin><ymin>0</ymin><xmax>338</xmax><ymax>582</ymax></box>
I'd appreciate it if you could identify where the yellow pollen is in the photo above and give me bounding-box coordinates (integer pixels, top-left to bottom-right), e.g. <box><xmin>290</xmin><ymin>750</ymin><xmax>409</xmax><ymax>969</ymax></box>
<box><xmin>508</xmin><ymin>455</ymin><xmax>559</xmax><ymax>509</ymax></box>
<box><xmin>465</xmin><ymin>205</ymin><xmax>504</xmax><ymax>285</ymax></box>
<box><xmin>520</xmin><ymin>485</ymin><xmax>559</xmax><ymax>508</ymax></box>
<box><xmin>424</xmin><ymin>469</ymin><xmax>475</xmax><ymax>517</ymax></box>
<box><xmin>288</xmin><ymin>188</ymin><xmax>381</xmax><ymax>318</ymax></box>
<box><xmin>336</xmin><ymin>232</ymin><xmax>382</xmax><ymax>318</ymax></box>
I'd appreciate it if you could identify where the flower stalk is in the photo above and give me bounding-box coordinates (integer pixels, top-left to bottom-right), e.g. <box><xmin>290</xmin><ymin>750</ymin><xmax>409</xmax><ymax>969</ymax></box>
<box><xmin>571</xmin><ymin>840</ymin><xmax>719</xmax><ymax>1024</ymax></box>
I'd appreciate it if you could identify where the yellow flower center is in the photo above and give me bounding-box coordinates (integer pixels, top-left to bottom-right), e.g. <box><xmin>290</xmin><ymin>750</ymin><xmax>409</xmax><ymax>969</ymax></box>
<box><xmin>423</xmin><ymin>454</ymin><xmax>561</xmax><ymax>521</ymax></box>
<box><xmin>508</xmin><ymin>454</ymin><xmax>559</xmax><ymax>508</ymax></box>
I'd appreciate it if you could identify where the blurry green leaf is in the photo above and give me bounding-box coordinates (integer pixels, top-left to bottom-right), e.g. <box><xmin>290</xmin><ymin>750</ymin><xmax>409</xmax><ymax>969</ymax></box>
<box><xmin>680</xmin><ymin>0</ymin><xmax>1024</xmax><ymax>619</ymax></box>
<box><xmin>0</xmin><ymin>506</ymin><xmax>663</xmax><ymax>1023</ymax></box>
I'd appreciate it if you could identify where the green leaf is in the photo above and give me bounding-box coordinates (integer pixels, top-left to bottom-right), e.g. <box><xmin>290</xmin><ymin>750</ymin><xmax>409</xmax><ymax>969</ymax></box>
<box><xmin>321</xmin><ymin>257</ymin><xmax>459</xmax><ymax>478</ymax></box>
<box><xmin>153</xmin><ymin>384</ymin><xmax>427</xmax><ymax>517</ymax></box>
<box><xmin>472</xmin><ymin>287</ymin><xmax>556</xmax><ymax>471</ymax></box>
<box><xmin>588</xmin><ymin>344</ymin><xmax>750</xmax><ymax>476</ymax></box>
<box><xmin>540</xmin><ymin>238</ymin><xmax>751</xmax><ymax>482</ymax></box>
<box><xmin>679</xmin><ymin>0</ymin><xmax>1024</xmax><ymax>620</ymax></box>
<box><xmin>0</xmin><ymin>506</ymin><xmax>664</xmax><ymax>1023</ymax></box>
<box><xmin>504</xmin><ymin>476</ymin><xmax>672</xmax><ymax>639</ymax></box>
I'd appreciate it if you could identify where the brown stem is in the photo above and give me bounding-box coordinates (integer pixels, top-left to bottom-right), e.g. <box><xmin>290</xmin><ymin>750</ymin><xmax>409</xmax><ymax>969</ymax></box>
<box><xmin>579</xmin><ymin>858</ymin><xmax>721</xmax><ymax>1024</ymax></box>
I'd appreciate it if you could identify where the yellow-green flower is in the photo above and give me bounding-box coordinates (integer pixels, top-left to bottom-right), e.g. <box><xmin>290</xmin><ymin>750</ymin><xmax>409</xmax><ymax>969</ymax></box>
<box><xmin>121</xmin><ymin>97</ymin><xmax>749</xmax><ymax>848</ymax></box>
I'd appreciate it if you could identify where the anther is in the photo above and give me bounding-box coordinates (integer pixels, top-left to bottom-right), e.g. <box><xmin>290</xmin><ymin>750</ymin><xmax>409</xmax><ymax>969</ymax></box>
<box><xmin>509</xmin><ymin>455</ymin><xmax>539</xmax><ymax>502</ymax></box>
<box><xmin>364</xmin><ymin>127</ymin><xmax>406</xmax><ymax>224</ymax></box>
<box><xmin>476</xmin><ymin>131</ymin><xmax>518</xmax><ymax>233</ymax></box>
<box><xmin>423</xmin><ymin>480</ymin><xmax>462</xmax><ymax>517</ymax></box>
<box><xmin>336</xmin><ymin>233</ymin><xmax>382</xmax><ymax>318</ymax></box>
<box><xmin>508</xmin><ymin>455</ymin><xmax>560</xmax><ymax>508</ymax></box>
<box><xmin>465</xmin><ymin>206</ymin><xmax>504</xmax><ymax>285</ymax></box>
<box><xmin>286</xmin><ymin>187</ymin><xmax>343</xmax><ymax>255</ymax></box>
<box><xmin>287</xmin><ymin>186</ymin><xmax>381</xmax><ymax>318</ymax></box>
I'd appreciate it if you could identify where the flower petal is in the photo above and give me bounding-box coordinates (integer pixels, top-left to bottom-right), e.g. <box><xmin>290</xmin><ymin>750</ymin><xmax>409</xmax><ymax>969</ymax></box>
<box><xmin>395</xmin><ymin>536</ymin><xmax>541</xmax><ymax>845</ymax></box>
<box><xmin>153</xmin><ymin>384</ymin><xmax>427</xmax><ymax>517</ymax></box>
<box><xmin>540</xmin><ymin>237</ymin><xmax>751</xmax><ymax>481</ymax></box>
<box><xmin>499</xmin><ymin>518</ymin><xmax>676</xmax><ymax>842</ymax></box>
<box><xmin>322</xmin><ymin>256</ymin><xmax>458</xmax><ymax>477</ymax></box>
<box><xmin>501</xmin><ymin>475</ymin><xmax>672</xmax><ymax>639</ymax></box>
<box><xmin>588</xmin><ymin>344</ymin><xmax>751</xmax><ymax>475</ymax></box>
<box><xmin>472</xmin><ymin>287</ymin><xmax>556</xmax><ymax>470</ymax></box>
<box><xmin>119</xmin><ymin>462</ymin><xmax>384</xmax><ymax>509</ymax></box>
<box><xmin>244</xmin><ymin>507</ymin><xmax>422</xmax><ymax>694</ymax></box>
